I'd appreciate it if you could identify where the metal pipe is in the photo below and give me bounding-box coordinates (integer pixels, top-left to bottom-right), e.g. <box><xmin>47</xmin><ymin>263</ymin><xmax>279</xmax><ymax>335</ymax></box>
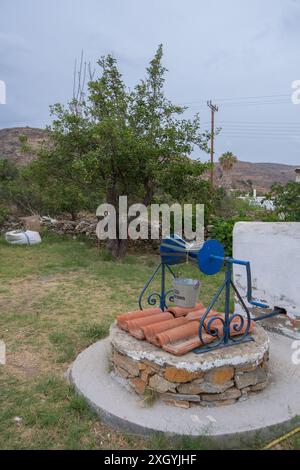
<box><xmin>224</xmin><ymin>261</ymin><xmax>231</xmax><ymax>344</ymax></box>
<box><xmin>253</xmin><ymin>307</ymin><xmax>287</xmax><ymax>322</ymax></box>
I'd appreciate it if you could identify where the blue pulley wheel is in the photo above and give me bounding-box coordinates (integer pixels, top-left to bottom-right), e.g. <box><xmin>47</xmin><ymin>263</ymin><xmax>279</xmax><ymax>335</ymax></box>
<box><xmin>198</xmin><ymin>239</ymin><xmax>224</xmax><ymax>275</ymax></box>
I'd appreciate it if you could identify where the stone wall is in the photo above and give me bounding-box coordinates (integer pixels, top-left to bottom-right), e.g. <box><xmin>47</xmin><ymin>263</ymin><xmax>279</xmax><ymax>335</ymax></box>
<box><xmin>110</xmin><ymin>345</ymin><xmax>269</xmax><ymax>409</ymax></box>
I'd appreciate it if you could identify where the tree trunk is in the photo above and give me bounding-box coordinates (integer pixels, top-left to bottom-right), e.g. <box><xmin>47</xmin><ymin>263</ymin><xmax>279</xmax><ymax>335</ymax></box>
<box><xmin>104</xmin><ymin>178</ymin><xmax>154</xmax><ymax>259</ymax></box>
<box><xmin>105</xmin><ymin>181</ymin><xmax>129</xmax><ymax>259</ymax></box>
<box><xmin>106</xmin><ymin>238</ymin><xmax>128</xmax><ymax>258</ymax></box>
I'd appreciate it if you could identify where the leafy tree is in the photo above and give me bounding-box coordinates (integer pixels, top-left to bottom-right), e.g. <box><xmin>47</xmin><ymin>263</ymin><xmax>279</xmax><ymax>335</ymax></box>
<box><xmin>32</xmin><ymin>45</ymin><xmax>210</xmax><ymax>257</ymax></box>
<box><xmin>266</xmin><ymin>182</ymin><xmax>300</xmax><ymax>221</ymax></box>
<box><xmin>0</xmin><ymin>159</ymin><xmax>44</xmax><ymax>215</ymax></box>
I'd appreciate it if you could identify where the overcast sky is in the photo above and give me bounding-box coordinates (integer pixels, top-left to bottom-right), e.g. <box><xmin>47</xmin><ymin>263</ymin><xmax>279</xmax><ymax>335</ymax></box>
<box><xmin>0</xmin><ymin>0</ymin><xmax>300</xmax><ymax>164</ymax></box>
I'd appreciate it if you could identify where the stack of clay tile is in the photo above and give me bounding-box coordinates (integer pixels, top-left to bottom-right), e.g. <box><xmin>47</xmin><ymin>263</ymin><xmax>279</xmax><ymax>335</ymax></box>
<box><xmin>116</xmin><ymin>303</ymin><xmax>255</xmax><ymax>356</ymax></box>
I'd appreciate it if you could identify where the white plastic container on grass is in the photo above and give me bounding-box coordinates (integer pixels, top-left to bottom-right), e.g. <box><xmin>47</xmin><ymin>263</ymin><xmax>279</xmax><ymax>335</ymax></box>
<box><xmin>5</xmin><ymin>230</ymin><xmax>42</xmax><ymax>245</ymax></box>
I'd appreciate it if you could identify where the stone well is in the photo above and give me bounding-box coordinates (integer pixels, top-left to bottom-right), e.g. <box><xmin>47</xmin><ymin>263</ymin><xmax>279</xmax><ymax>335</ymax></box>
<box><xmin>109</xmin><ymin>323</ymin><xmax>270</xmax><ymax>408</ymax></box>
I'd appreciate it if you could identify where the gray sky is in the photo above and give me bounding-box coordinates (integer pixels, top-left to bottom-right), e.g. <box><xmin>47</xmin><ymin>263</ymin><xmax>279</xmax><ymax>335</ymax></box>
<box><xmin>0</xmin><ymin>0</ymin><xmax>300</xmax><ymax>164</ymax></box>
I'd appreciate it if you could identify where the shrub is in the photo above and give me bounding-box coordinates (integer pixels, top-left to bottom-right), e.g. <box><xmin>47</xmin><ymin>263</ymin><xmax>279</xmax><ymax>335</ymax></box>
<box><xmin>210</xmin><ymin>217</ymin><xmax>237</xmax><ymax>256</ymax></box>
<box><xmin>266</xmin><ymin>182</ymin><xmax>300</xmax><ymax>221</ymax></box>
<box><xmin>0</xmin><ymin>206</ymin><xmax>10</xmax><ymax>227</ymax></box>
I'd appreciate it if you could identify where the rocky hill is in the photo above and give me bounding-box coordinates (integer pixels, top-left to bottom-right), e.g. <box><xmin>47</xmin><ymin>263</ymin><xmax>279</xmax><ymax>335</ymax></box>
<box><xmin>213</xmin><ymin>160</ymin><xmax>298</xmax><ymax>194</ymax></box>
<box><xmin>0</xmin><ymin>127</ymin><xmax>48</xmax><ymax>165</ymax></box>
<box><xmin>0</xmin><ymin>127</ymin><xmax>297</xmax><ymax>193</ymax></box>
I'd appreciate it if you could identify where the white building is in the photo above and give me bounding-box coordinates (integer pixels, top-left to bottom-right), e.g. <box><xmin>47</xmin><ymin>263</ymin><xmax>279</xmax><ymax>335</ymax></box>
<box><xmin>238</xmin><ymin>189</ymin><xmax>275</xmax><ymax>211</ymax></box>
<box><xmin>238</xmin><ymin>169</ymin><xmax>300</xmax><ymax>210</ymax></box>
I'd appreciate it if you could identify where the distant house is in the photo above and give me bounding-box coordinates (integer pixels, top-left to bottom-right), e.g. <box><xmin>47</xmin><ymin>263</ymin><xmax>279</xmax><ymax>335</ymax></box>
<box><xmin>238</xmin><ymin>189</ymin><xmax>275</xmax><ymax>211</ymax></box>
<box><xmin>238</xmin><ymin>169</ymin><xmax>300</xmax><ymax>211</ymax></box>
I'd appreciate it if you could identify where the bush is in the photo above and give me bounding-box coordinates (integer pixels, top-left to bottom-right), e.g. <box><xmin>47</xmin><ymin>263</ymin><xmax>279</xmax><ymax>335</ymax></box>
<box><xmin>210</xmin><ymin>217</ymin><xmax>237</xmax><ymax>256</ymax></box>
<box><xmin>0</xmin><ymin>205</ymin><xmax>10</xmax><ymax>227</ymax></box>
<box><xmin>266</xmin><ymin>182</ymin><xmax>300</xmax><ymax>221</ymax></box>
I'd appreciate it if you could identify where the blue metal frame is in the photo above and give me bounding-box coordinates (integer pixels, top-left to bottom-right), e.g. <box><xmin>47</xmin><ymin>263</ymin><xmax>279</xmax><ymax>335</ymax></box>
<box><xmin>194</xmin><ymin>257</ymin><xmax>255</xmax><ymax>354</ymax></box>
<box><xmin>138</xmin><ymin>237</ymin><xmax>287</xmax><ymax>354</ymax></box>
<box><xmin>138</xmin><ymin>261</ymin><xmax>176</xmax><ymax>311</ymax></box>
<box><xmin>230</xmin><ymin>258</ymin><xmax>268</xmax><ymax>309</ymax></box>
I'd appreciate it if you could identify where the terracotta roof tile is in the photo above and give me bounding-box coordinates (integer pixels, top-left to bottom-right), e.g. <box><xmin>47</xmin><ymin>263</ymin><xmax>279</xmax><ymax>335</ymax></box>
<box><xmin>167</xmin><ymin>302</ymin><xmax>204</xmax><ymax>318</ymax></box>
<box><xmin>156</xmin><ymin>321</ymin><xmax>201</xmax><ymax>347</ymax></box>
<box><xmin>162</xmin><ymin>333</ymin><xmax>216</xmax><ymax>356</ymax></box>
<box><xmin>127</xmin><ymin>312</ymin><xmax>174</xmax><ymax>340</ymax></box>
<box><xmin>142</xmin><ymin>317</ymin><xmax>188</xmax><ymax>345</ymax></box>
<box><xmin>186</xmin><ymin>308</ymin><xmax>218</xmax><ymax>321</ymax></box>
<box><xmin>117</xmin><ymin>307</ymin><xmax>163</xmax><ymax>331</ymax></box>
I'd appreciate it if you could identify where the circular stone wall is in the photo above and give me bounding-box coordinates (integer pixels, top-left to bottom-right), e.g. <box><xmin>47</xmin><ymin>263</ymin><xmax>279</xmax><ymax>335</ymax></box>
<box><xmin>110</xmin><ymin>323</ymin><xmax>270</xmax><ymax>408</ymax></box>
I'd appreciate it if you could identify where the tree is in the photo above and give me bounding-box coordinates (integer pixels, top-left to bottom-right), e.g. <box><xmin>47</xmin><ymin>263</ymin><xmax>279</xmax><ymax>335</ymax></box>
<box><xmin>219</xmin><ymin>151</ymin><xmax>238</xmax><ymax>171</ymax></box>
<box><xmin>0</xmin><ymin>159</ymin><xmax>43</xmax><ymax>215</ymax></box>
<box><xmin>218</xmin><ymin>151</ymin><xmax>238</xmax><ymax>190</ymax></box>
<box><xmin>266</xmin><ymin>182</ymin><xmax>300</xmax><ymax>221</ymax></box>
<box><xmin>32</xmin><ymin>45</ymin><xmax>210</xmax><ymax>257</ymax></box>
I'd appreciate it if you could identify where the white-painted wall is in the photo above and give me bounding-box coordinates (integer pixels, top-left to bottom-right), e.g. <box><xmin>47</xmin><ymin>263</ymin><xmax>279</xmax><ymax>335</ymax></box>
<box><xmin>233</xmin><ymin>222</ymin><xmax>300</xmax><ymax>318</ymax></box>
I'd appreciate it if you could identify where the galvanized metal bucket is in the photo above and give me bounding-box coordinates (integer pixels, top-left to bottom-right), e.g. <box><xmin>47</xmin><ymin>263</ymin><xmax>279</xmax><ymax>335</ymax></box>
<box><xmin>172</xmin><ymin>277</ymin><xmax>201</xmax><ymax>308</ymax></box>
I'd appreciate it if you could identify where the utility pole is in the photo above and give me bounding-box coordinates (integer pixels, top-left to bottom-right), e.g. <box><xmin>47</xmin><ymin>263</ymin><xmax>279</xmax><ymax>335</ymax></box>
<box><xmin>207</xmin><ymin>100</ymin><xmax>219</xmax><ymax>189</ymax></box>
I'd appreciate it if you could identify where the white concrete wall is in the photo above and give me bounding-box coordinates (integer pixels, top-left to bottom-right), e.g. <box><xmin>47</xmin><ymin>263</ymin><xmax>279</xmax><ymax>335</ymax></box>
<box><xmin>233</xmin><ymin>222</ymin><xmax>300</xmax><ymax>318</ymax></box>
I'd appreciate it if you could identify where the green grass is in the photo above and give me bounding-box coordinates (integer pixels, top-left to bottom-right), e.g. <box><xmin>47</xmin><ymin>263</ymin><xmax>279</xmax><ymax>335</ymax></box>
<box><xmin>1</xmin><ymin>232</ymin><xmax>293</xmax><ymax>450</ymax></box>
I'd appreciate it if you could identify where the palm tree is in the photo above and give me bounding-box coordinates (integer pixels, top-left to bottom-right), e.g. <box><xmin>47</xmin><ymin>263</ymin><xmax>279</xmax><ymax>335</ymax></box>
<box><xmin>218</xmin><ymin>151</ymin><xmax>238</xmax><ymax>189</ymax></box>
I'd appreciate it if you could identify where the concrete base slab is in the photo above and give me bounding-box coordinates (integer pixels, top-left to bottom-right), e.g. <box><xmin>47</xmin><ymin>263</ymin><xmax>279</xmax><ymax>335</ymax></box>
<box><xmin>69</xmin><ymin>333</ymin><xmax>300</xmax><ymax>447</ymax></box>
<box><xmin>251</xmin><ymin>311</ymin><xmax>300</xmax><ymax>340</ymax></box>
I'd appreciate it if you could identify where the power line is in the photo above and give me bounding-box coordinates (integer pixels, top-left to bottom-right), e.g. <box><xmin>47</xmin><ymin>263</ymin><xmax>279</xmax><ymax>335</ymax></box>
<box><xmin>213</xmin><ymin>101</ymin><xmax>291</xmax><ymax>108</ymax></box>
<box><xmin>188</xmin><ymin>101</ymin><xmax>292</xmax><ymax>110</ymax></box>
<box><xmin>219</xmin><ymin>134</ymin><xmax>299</xmax><ymax>140</ymax></box>
<box><xmin>202</xmin><ymin>125</ymin><xmax>300</xmax><ymax>131</ymax></box>
<box><xmin>205</xmin><ymin>120</ymin><xmax>300</xmax><ymax>124</ymax></box>
<box><xmin>220</xmin><ymin>130</ymin><xmax>300</xmax><ymax>136</ymax></box>
<box><xmin>179</xmin><ymin>93</ymin><xmax>291</xmax><ymax>105</ymax></box>
<box><xmin>217</xmin><ymin>127</ymin><xmax>300</xmax><ymax>132</ymax></box>
<box><xmin>221</xmin><ymin>134</ymin><xmax>299</xmax><ymax>138</ymax></box>
<box><xmin>222</xmin><ymin>128</ymin><xmax>299</xmax><ymax>133</ymax></box>
<box><xmin>217</xmin><ymin>125</ymin><xmax>300</xmax><ymax>131</ymax></box>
